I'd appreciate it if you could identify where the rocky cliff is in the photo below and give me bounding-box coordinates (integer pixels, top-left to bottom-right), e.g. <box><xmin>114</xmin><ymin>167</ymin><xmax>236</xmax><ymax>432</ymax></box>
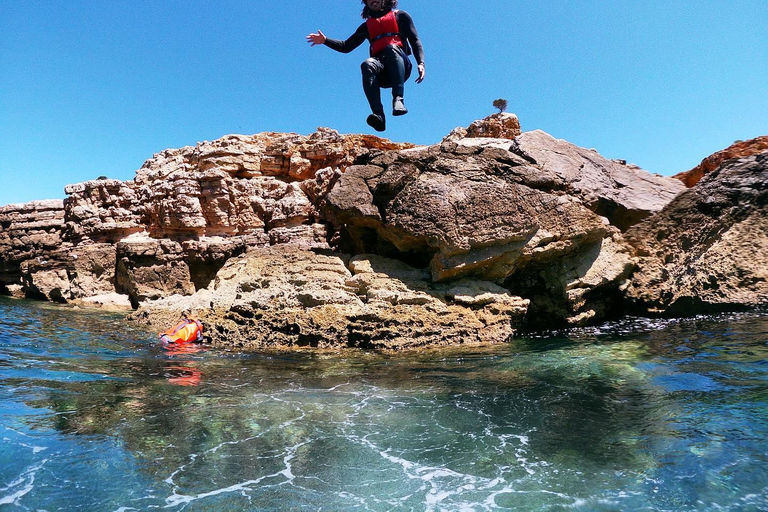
<box><xmin>0</xmin><ymin>200</ymin><xmax>67</xmax><ymax>299</ymax></box>
<box><xmin>625</xmin><ymin>150</ymin><xmax>768</xmax><ymax>314</ymax></box>
<box><xmin>673</xmin><ymin>136</ymin><xmax>768</xmax><ymax>187</ymax></box>
<box><xmin>2</xmin><ymin>113</ymin><xmax>764</xmax><ymax>350</ymax></box>
<box><xmin>1</xmin><ymin>129</ymin><xmax>412</xmax><ymax>309</ymax></box>
<box><xmin>322</xmin><ymin>124</ymin><xmax>683</xmax><ymax>331</ymax></box>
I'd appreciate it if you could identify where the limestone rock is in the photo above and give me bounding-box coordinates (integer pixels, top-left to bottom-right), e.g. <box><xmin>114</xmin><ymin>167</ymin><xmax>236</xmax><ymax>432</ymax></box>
<box><xmin>0</xmin><ymin>200</ymin><xmax>65</xmax><ymax>283</ymax></box>
<box><xmin>8</xmin><ymin>242</ymin><xmax>117</xmax><ymax>303</ymax></box>
<box><xmin>1</xmin><ymin>128</ymin><xmax>408</xmax><ymax>305</ymax></box>
<box><xmin>4</xmin><ymin>284</ymin><xmax>24</xmax><ymax>298</ymax></box>
<box><xmin>5</xmin><ymin>114</ymin><xmax>743</xmax><ymax>348</ymax></box>
<box><xmin>67</xmin><ymin>244</ymin><xmax>119</xmax><ymax>298</ymax></box>
<box><xmin>0</xmin><ymin>200</ymin><xmax>76</xmax><ymax>300</ymax></box>
<box><xmin>625</xmin><ymin>151</ymin><xmax>768</xmax><ymax>314</ymax></box>
<box><xmin>131</xmin><ymin>245</ymin><xmax>529</xmax><ymax>350</ymax></box>
<box><xmin>324</xmin><ymin>121</ymin><xmax>675</xmax><ymax>327</ymax></box>
<box><xmin>673</xmin><ymin>136</ymin><xmax>768</xmax><ymax>187</ymax></box>
<box><xmin>508</xmin><ymin>234</ymin><xmax>636</xmax><ymax>326</ymax></box>
<box><xmin>115</xmin><ymin>236</ymin><xmax>196</xmax><ymax>306</ymax></box>
<box><xmin>466</xmin><ymin>112</ymin><xmax>522</xmax><ymax>140</ymax></box>
<box><xmin>20</xmin><ymin>265</ymin><xmax>70</xmax><ymax>303</ymax></box>
<box><xmin>125</xmin><ymin>130</ymin><xmax>412</xmax><ymax>239</ymax></box>
<box><xmin>509</xmin><ymin>130</ymin><xmax>686</xmax><ymax>231</ymax></box>
<box><xmin>72</xmin><ymin>292</ymin><xmax>133</xmax><ymax>311</ymax></box>
<box><xmin>64</xmin><ymin>179</ymin><xmax>143</xmax><ymax>242</ymax></box>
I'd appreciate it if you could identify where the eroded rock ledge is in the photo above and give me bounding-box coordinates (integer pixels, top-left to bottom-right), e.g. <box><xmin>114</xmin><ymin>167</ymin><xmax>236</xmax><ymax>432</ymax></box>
<box><xmin>2</xmin><ymin>113</ymin><xmax>765</xmax><ymax>349</ymax></box>
<box><xmin>132</xmin><ymin>246</ymin><xmax>529</xmax><ymax>350</ymax></box>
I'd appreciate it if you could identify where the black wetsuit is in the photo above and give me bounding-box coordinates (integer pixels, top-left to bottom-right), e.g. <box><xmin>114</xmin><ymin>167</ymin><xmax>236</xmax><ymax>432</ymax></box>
<box><xmin>324</xmin><ymin>10</ymin><xmax>424</xmax><ymax>117</ymax></box>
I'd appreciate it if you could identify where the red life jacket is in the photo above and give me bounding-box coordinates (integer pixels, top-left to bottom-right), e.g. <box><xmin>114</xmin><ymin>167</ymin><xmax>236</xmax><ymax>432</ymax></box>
<box><xmin>366</xmin><ymin>10</ymin><xmax>404</xmax><ymax>57</ymax></box>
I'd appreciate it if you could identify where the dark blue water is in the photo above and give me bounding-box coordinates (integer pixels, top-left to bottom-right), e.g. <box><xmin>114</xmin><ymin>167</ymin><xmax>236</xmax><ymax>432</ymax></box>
<box><xmin>1</xmin><ymin>296</ymin><xmax>767</xmax><ymax>511</ymax></box>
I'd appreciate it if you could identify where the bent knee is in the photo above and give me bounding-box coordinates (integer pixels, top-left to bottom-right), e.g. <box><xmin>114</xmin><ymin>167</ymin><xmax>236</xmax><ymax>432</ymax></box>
<box><xmin>361</xmin><ymin>58</ymin><xmax>379</xmax><ymax>73</ymax></box>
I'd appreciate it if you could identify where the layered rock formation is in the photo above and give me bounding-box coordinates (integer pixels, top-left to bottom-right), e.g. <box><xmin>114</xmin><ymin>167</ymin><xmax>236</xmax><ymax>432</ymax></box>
<box><xmin>673</xmin><ymin>136</ymin><xmax>768</xmax><ymax>187</ymax></box>
<box><xmin>0</xmin><ymin>200</ymin><xmax>66</xmax><ymax>299</ymax></box>
<box><xmin>625</xmin><ymin>150</ymin><xmax>768</xmax><ymax>314</ymax></box>
<box><xmin>509</xmin><ymin>131</ymin><xmax>685</xmax><ymax>231</ymax></box>
<box><xmin>4</xmin><ymin>114</ymin><xmax>763</xmax><ymax>350</ymax></box>
<box><xmin>130</xmin><ymin>115</ymin><xmax>684</xmax><ymax>344</ymax></box>
<box><xmin>1</xmin><ymin>129</ymin><xmax>412</xmax><ymax>309</ymax></box>
<box><xmin>132</xmin><ymin>246</ymin><xmax>529</xmax><ymax>350</ymax></box>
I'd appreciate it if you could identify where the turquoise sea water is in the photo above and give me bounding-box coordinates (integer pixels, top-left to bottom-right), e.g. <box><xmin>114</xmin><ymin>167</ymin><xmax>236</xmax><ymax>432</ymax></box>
<box><xmin>1</xmin><ymin>296</ymin><xmax>767</xmax><ymax>511</ymax></box>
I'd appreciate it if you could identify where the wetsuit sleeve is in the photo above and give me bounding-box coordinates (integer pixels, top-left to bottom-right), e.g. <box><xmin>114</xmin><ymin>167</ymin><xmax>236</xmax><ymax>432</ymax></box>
<box><xmin>397</xmin><ymin>11</ymin><xmax>424</xmax><ymax>65</ymax></box>
<box><xmin>324</xmin><ymin>23</ymin><xmax>369</xmax><ymax>54</ymax></box>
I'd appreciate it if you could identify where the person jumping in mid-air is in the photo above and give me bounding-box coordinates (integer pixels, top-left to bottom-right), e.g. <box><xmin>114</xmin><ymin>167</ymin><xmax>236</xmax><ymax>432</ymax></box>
<box><xmin>306</xmin><ymin>0</ymin><xmax>425</xmax><ymax>132</ymax></box>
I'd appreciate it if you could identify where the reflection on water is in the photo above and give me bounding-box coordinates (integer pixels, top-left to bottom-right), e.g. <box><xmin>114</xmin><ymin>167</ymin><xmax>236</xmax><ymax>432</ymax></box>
<box><xmin>1</xmin><ymin>296</ymin><xmax>767</xmax><ymax>510</ymax></box>
<box><xmin>163</xmin><ymin>343</ymin><xmax>205</xmax><ymax>387</ymax></box>
<box><xmin>165</xmin><ymin>365</ymin><xmax>203</xmax><ymax>387</ymax></box>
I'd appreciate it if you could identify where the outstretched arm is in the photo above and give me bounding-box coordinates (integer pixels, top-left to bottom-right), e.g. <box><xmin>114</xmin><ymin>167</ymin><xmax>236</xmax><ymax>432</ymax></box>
<box><xmin>307</xmin><ymin>23</ymin><xmax>368</xmax><ymax>54</ymax></box>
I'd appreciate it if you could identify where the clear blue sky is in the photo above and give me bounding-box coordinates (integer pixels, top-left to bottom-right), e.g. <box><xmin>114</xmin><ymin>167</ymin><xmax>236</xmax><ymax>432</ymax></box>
<box><xmin>1</xmin><ymin>0</ymin><xmax>766</xmax><ymax>206</ymax></box>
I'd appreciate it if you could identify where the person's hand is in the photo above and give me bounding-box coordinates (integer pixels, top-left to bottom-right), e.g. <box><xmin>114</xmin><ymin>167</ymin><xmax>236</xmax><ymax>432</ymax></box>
<box><xmin>416</xmin><ymin>63</ymin><xmax>426</xmax><ymax>83</ymax></box>
<box><xmin>306</xmin><ymin>30</ymin><xmax>327</xmax><ymax>46</ymax></box>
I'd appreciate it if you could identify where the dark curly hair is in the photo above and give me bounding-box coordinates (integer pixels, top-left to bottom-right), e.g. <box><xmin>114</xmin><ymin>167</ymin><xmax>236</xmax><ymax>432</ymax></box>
<box><xmin>361</xmin><ymin>0</ymin><xmax>398</xmax><ymax>19</ymax></box>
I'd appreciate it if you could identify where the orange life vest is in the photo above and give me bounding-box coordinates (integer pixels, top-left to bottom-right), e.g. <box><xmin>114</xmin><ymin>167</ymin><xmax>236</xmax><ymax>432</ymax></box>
<box><xmin>159</xmin><ymin>317</ymin><xmax>203</xmax><ymax>345</ymax></box>
<box><xmin>366</xmin><ymin>10</ymin><xmax>404</xmax><ymax>57</ymax></box>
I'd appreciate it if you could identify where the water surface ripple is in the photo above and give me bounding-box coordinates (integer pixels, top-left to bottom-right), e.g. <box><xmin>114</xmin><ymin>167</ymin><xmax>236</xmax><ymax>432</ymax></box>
<box><xmin>1</xmin><ymin>297</ymin><xmax>767</xmax><ymax>511</ymax></box>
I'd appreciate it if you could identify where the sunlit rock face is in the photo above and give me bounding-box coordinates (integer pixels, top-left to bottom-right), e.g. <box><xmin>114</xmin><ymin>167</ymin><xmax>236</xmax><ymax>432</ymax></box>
<box><xmin>624</xmin><ymin>150</ymin><xmax>768</xmax><ymax>315</ymax></box>
<box><xmin>129</xmin><ymin>130</ymin><xmax>415</xmax><ymax>238</ymax></box>
<box><xmin>0</xmin><ymin>200</ymin><xmax>116</xmax><ymax>303</ymax></box>
<box><xmin>0</xmin><ymin>129</ymin><xmax>410</xmax><ymax>308</ymax></box>
<box><xmin>0</xmin><ymin>200</ymin><xmax>68</xmax><ymax>299</ymax></box>
<box><xmin>323</xmin><ymin>119</ymin><xmax>684</xmax><ymax>329</ymax></box>
<box><xmin>130</xmin><ymin>245</ymin><xmax>530</xmax><ymax>350</ymax></box>
<box><xmin>10</xmin><ymin>114</ymin><xmax>755</xmax><ymax>348</ymax></box>
<box><xmin>673</xmin><ymin>136</ymin><xmax>768</xmax><ymax>188</ymax></box>
<box><xmin>466</xmin><ymin>112</ymin><xmax>522</xmax><ymax>139</ymax></box>
<box><xmin>509</xmin><ymin>130</ymin><xmax>685</xmax><ymax>231</ymax></box>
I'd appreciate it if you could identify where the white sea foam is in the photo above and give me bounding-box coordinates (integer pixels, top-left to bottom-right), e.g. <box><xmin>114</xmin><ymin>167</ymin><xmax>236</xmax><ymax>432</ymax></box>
<box><xmin>164</xmin><ymin>474</ymin><xmax>279</xmax><ymax>508</ymax></box>
<box><xmin>163</xmin><ymin>435</ymin><xmax>309</xmax><ymax>509</ymax></box>
<box><xmin>0</xmin><ymin>460</ymin><xmax>47</xmax><ymax>506</ymax></box>
<box><xmin>19</xmin><ymin>442</ymin><xmax>47</xmax><ymax>454</ymax></box>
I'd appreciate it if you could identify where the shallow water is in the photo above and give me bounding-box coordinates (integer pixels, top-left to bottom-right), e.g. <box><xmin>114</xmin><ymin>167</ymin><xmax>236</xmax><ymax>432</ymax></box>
<box><xmin>1</xmin><ymin>296</ymin><xmax>767</xmax><ymax>511</ymax></box>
